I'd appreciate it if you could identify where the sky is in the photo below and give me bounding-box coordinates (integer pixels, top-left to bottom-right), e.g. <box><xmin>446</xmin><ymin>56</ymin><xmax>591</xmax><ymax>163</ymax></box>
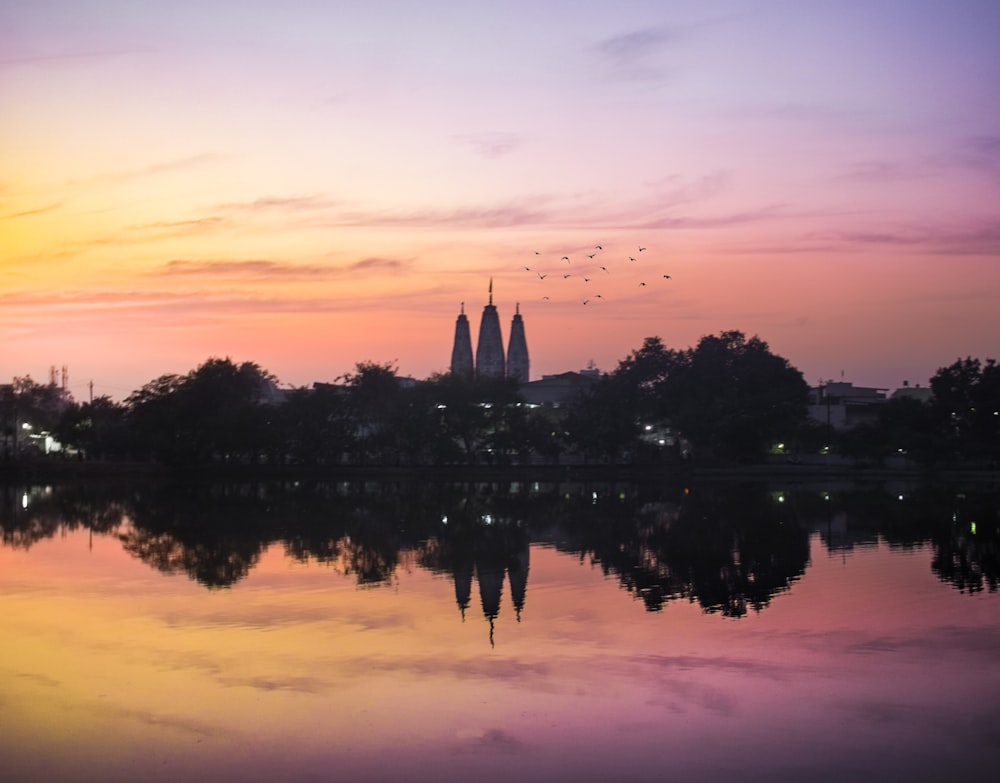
<box><xmin>2</xmin><ymin>0</ymin><xmax>999</xmax><ymax>400</ymax></box>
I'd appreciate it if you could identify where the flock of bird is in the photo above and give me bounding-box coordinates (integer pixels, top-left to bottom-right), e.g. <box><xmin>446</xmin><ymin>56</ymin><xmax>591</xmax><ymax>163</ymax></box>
<box><xmin>518</xmin><ymin>244</ymin><xmax>672</xmax><ymax>305</ymax></box>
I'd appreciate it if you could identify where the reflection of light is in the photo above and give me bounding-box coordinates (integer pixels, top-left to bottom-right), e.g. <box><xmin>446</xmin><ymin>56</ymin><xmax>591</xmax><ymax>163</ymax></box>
<box><xmin>822</xmin><ymin>491</ymin><xmax>830</xmax><ymax>501</ymax></box>
<box><xmin>441</xmin><ymin>514</ymin><xmax>448</xmax><ymax>525</ymax></box>
<box><xmin>777</xmin><ymin>494</ymin><xmax>785</xmax><ymax>503</ymax></box>
<box><xmin>644</xmin><ymin>424</ymin><xmax>652</xmax><ymax>431</ymax></box>
<box><xmin>971</xmin><ymin>521</ymin><xmax>977</xmax><ymax>535</ymax></box>
<box><xmin>22</xmin><ymin>493</ymin><xmax>28</xmax><ymax>509</ymax></box>
<box><xmin>482</xmin><ymin>514</ymin><xmax>494</xmax><ymax>525</ymax></box>
<box><xmin>898</xmin><ymin>494</ymin><xmax>904</xmax><ymax>501</ymax></box>
<box><xmin>657</xmin><ymin>439</ymin><xmax>665</xmax><ymax>446</ymax></box>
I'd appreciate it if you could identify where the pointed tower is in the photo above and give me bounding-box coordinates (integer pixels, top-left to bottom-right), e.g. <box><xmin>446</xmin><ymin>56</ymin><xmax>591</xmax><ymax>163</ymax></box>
<box><xmin>506</xmin><ymin>302</ymin><xmax>529</xmax><ymax>383</ymax></box>
<box><xmin>450</xmin><ymin>302</ymin><xmax>474</xmax><ymax>378</ymax></box>
<box><xmin>475</xmin><ymin>278</ymin><xmax>506</xmax><ymax>379</ymax></box>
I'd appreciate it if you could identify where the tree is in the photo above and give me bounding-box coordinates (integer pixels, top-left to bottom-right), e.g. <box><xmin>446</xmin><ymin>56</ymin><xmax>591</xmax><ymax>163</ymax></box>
<box><xmin>666</xmin><ymin>331</ymin><xmax>809</xmax><ymax>461</ymax></box>
<box><xmin>343</xmin><ymin>361</ymin><xmax>404</xmax><ymax>464</ymax></box>
<box><xmin>56</xmin><ymin>396</ymin><xmax>129</xmax><ymax>460</ymax></box>
<box><xmin>930</xmin><ymin>356</ymin><xmax>1000</xmax><ymax>464</ymax></box>
<box><xmin>125</xmin><ymin>358</ymin><xmax>280</xmax><ymax>465</ymax></box>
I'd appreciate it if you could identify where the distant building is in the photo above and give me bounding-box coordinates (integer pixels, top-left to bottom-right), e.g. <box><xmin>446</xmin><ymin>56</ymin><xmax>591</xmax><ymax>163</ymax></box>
<box><xmin>891</xmin><ymin>380</ymin><xmax>933</xmax><ymax>403</ymax></box>
<box><xmin>521</xmin><ymin>370</ymin><xmax>600</xmax><ymax>406</ymax></box>
<box><xmin>808</xmin><ymin>381</ymin><xmax>888</xmax><ymax>431</ymax></box>
<box><xmin>450</xmin><ymin>279</ymin><xmax>530</xmax><ymax>382</ymax></box>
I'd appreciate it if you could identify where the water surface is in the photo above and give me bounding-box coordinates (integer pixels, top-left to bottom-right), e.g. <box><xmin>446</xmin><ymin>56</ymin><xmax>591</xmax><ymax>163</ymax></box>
<box><xmin>2</xmin><ymin>479</ymin><xmax>998</xmax><ymax>782</ymax></box>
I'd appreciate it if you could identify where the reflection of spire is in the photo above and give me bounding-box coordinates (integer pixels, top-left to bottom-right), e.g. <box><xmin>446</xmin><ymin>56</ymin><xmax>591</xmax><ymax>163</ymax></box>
<box><xmin>454</xmin><ymin>559</ymin><xmax>473</xmax><ymax>620</ymax></box>
<box><xmin>476</xmin><ymin>557</ymin><xmax>505</xmax><ymax>649</ymax></box>
<box><xmin>507</xmin><ymin>545</ymin><xmax>530</xmax><ymax>622</ymax></box>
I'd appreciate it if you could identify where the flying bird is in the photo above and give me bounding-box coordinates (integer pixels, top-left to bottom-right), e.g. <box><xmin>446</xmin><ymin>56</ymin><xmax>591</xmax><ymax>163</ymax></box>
<box><xmin>537</xmin><ymin>272</ymin><xmax>547</xmax><ymax>279</ymax></box>
<box><xmin>600</xmin><ymin>266</ymin><xmax>608</xmax><ymax>272</ymax></box>
<box><xmin>561</xmin><ymin>256</ymin><xmax>570</xmax><ymax>262</ymax></box>
<box><xmin>563</xmin><ymin>274</ymin><xmax>572</xmax><ymax>279</ymax></box>
<box><xmin>523</xmin><ymin>266</ymin><xmax>531</xmax><ymax>271</ymax></box>
<box><xmin>595</xmin><ymin>245</ymin><xmax>603</xmax><ymax>250</ymax></box>
<box><xmin>663</xmin><ymin>274</ymin><xmax>671</xmax><ymax>279</ymax></box>
<box><xmin>639</xmin><ymin>246</ymin><xmax>647</xmax><ymax>252</ymax></box>
<box><xmin>587</xmin><ymin>253</ymin><xmax>596</xmax><ymax>259</ymax></box>
<box><xmin>639</xmin><ymin>282</ymin><xmax>647</xmax><ymax>287</ymax></box>
<box><xmin>628</xmin><ymin>257</ymin><xmax>636</xmax><ymax>262</ymax></box>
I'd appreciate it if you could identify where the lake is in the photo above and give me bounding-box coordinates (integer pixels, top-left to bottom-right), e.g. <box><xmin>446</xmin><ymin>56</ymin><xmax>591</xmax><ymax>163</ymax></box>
<box><xmin>1</xmin><ymin>477</ymin><xmax>998</xmax><ymax>782</ymax></box>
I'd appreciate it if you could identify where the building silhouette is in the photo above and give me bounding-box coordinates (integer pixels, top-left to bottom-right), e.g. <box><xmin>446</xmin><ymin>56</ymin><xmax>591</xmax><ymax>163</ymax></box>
<box><xmin>450</xmin><ymin>303</ymin><xmax>474</xmax><ymax>379</ymax></box>
<box><xmin>451</xmin><ymin>279</ymin><xmax>529</xmax><ymax>382</ymax></box>
<box><xmin>506</xmin><ymin>303</ymin><xmax>529</xmax><ymax>383</ymax></box>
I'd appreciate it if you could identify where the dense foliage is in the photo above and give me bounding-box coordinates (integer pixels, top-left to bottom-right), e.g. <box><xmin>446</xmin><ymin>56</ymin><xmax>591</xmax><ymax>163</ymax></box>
<box><xmin>3</xmin><ymin>337</ymin><xmax>997</xmax><ymax>469</ymax></box>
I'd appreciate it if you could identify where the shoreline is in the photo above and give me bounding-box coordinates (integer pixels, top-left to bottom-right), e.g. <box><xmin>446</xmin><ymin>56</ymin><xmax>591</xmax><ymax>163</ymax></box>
<box><xmin>2</xmin><ymin>458</ymin><xmax>998</xmax><ymax>484</ymax></box>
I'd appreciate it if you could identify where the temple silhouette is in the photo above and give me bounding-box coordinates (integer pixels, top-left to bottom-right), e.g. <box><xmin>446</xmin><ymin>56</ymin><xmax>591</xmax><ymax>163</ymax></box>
<box><xmin>450</xmin><ymin>279</ymin><xmax>529</xmax><ymax>382</ymax></box>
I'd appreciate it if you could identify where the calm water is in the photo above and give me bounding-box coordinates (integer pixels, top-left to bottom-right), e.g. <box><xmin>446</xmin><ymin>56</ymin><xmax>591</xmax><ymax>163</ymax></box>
<box><xmin>1</xmin><ymin>478</ymin><xmax>998</xmax><ymax>783</ymax></box>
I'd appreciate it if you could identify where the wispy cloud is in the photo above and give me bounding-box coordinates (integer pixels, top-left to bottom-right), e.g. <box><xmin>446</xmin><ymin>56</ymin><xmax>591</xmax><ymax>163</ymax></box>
<box><xmin>0</xmin><ymin>201</ymin><xmax>63</xmax><ymax>221</ymax></box>
<box><xmin>0</xmin><ymin>47</ymin><xmax>155</xmax><ymax>70</ymax></box>
<box><xmin>838</xmin><ymin>159</ymin><xmax>923</xmax><ymax>181</ymax></box>
<box><xmin>134</xmin><ymin>216</ymin><xmax>227</xmax><ymax>233</ymax></box>
<box><xmin>334</xmin><ymin>202</ymin><xmax>554</xmax><ymax>229</ymax></box>
<box><xmin>348</xmin><ymin>257</ymin><xmax>408</xmax><ymax>272</ymax></box>
<box><xmin>211</xmin><ymin>194</ymin><xmax>338</xmax><ymax>214</ymax></box>
<box><xmin>159</xmin><ymin>256</ymin><xmax>411</xmax><ymax>279</ymax></box>
<box><xmin>826</xmin><ymin>217</ymin><xmax>1000</xmax><ymax>255</ymax></box>
<box><xmin>161</xmin><ymin>260</ymin><xmax>331</xmax><ymax>278</ymax></box>
<box><xmin>597</xmin><ymin>26</ymin><xmax>678</xmax><ymax>67</ymax></box>
<box><xmin>634</xmin><ymin>203</ymin><xmax>787</xmax><ymax>231</ymax></box>
<box><xmin>454</xmin><ymin>131</ymin><xmax>522</xmax><ymax>160</ymax></box>
<box><xmin>67</xmin><ymin>153</ymin><xmax>223</xmax><ymax>186</ymax></box>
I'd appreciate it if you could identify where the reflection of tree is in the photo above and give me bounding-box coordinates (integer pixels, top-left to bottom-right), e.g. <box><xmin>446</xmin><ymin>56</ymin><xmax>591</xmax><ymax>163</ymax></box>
<box><xmin>120</xmin><ymin>483</ymin><xmax>274</xmax><ymax>588</ymax></box>
<box><xmin>930</xmin><ymin>494</ymin><xmax>999</xmax><ymax>594</ymax></box>
<box><xmin>0</xmin><ymin>482</ymin><xmax>127</xmax><ymax>548</ymax></box>
<box><xmin>7</xmin><ymin>478</ymin><xmax>998</xmax><ymax>612</ymax></box>
<box><xmin>119</xmin><ymin>527</ymin><xmax>262</xmax><ymax>589</ymax></box>
<box><xmin>554</xmin><ymin>483</ymin><xmax>809</xmax><ymax>617</ymax></box>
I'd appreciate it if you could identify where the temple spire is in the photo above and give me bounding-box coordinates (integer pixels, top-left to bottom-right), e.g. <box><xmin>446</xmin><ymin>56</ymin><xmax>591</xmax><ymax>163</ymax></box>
<box><xmin>488</xmin><ymin>277</ymin><xmax>493</xmax><ymax>305</ymax></box>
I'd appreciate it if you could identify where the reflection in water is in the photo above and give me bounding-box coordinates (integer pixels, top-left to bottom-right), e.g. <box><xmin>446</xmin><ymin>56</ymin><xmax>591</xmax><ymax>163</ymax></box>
<box><xmin>2</xmin><ymin>477</ymin><xmax>1000</xmax><ymax>783</ymax></box>
<box><xmin>2</xmin><ymin>478</ymin><xmax>997</xmax><ymax>612</ymax></box>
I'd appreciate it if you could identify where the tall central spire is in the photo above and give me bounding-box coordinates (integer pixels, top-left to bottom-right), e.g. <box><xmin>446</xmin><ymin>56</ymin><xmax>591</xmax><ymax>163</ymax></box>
<box><xmin>476</xmin><ymin>279</ymin><xmax>505</xmax><ymax>379</ymax></box>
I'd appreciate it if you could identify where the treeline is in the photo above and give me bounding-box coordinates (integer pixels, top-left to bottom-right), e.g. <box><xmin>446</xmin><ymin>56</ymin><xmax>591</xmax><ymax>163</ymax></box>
<box><xmin>3</xmin><ymin>330</ymin><xmax>998</xmax><ymax>468</ymax></box>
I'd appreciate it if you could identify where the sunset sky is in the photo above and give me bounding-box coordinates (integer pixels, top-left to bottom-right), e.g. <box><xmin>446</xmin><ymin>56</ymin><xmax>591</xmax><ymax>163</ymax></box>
<box><xmin>2</xmin><ymin>0</ymin><xmax>998</xmax><ymax>400</ymax></box>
